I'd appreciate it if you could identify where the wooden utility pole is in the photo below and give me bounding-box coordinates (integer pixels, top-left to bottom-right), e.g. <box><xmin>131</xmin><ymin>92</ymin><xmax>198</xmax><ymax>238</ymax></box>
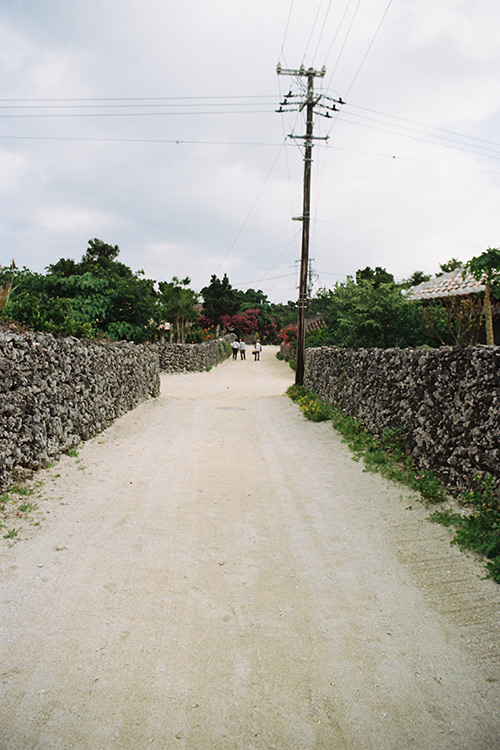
<box><xmin>276</xmin><ymin>64</ymin><xmax>342</xmax><ymax>385</ymax></box>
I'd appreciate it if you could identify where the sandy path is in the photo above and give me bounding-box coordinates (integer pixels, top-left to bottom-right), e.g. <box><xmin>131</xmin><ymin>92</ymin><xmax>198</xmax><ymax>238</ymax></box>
<box><xmin>1</xmin><ymin>346</ymin><xmax>500</xmax><ymax>749</ymax></box>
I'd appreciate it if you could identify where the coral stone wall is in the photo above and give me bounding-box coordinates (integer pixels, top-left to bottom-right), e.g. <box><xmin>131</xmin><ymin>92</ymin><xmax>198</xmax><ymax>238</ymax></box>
<box><xmin>0</xmin><ymin>331</ymin><xmax>160</xmax><ymax>490</ymax></box>
<box><xmin>304</xmin><ymin>346</ymin><xmax>500</xmax><ymax>494</ymax></box>
<box><xmin>157</xmin><ymin>341</ymin><xmax>229</xmax><ymax>372</ymax></box>
<box><xmin>0</xmin><ymin>334</ymin><xmax>230</xmax><ymax>491</ymax></box>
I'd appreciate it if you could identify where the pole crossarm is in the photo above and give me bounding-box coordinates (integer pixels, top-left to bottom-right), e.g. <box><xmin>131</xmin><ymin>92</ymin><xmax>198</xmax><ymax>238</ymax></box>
<box><xmin>276</xmin><ymin>64</ymin><xmax>326</xmax><ymax>78</ymax></box>
<box><xmin>287</xmin><ymin>134</ymin><xmax>329</xmax><ymax>141</ymax></box>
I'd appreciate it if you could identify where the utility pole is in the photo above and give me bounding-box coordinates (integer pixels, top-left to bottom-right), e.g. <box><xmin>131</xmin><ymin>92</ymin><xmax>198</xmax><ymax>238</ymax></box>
<box><xmin>276</xmin><ymin>64</ymin><xmax>343</xmax><ymax>385</ymax></box>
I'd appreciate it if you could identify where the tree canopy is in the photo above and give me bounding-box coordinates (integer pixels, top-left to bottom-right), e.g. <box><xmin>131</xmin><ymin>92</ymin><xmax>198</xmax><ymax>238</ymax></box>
<box><xmin>464</xmin><ymin>247</ymin><xmax>500</xmax><ymax>345</ymax></box>
<box><xmin>310</xmin><ymin>271</ymin><xmax>427</xmax><ymax>348</ymax></box>
<box><xmin>157</xmin><ymin>276</ymin><xmax>199</xmax><ymax>343</ymax></box>
<box><xmin>200</xmin><ymin>274</ymin><xmax>240</xmax><ymax>329</ymax></box>
<box><xmin>1</xmin><ymin>239</ymin><xmax>157</xmax><ymax>342</ymax></box>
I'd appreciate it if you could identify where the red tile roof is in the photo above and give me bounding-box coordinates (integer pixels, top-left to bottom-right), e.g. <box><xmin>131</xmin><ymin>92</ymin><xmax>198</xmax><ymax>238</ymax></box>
<box><xmin>405</xmin><ymin>268</ymin><xmax>485</xmax><ymax>301</ymax></box>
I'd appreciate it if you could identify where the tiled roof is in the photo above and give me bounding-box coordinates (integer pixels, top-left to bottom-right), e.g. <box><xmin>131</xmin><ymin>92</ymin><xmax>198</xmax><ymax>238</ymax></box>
<box><xmin>405</xmin><ymin>268</ymin><xmax>485</xmax><ymax>301</ymax></box>
<box><xmin>305</xmin><ymin>314</ymin><xmax>326</xmax><ymax>331</ymax></box>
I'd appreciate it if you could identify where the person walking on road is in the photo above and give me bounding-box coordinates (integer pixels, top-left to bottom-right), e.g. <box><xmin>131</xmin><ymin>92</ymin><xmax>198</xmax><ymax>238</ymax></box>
<box><xmin>239</xmin><ymin>340</ymin><xmax>246</xmax><ymax>360</ymax></box>
<box><xmin>232</xmin><ymin>339</ymin><xmax>239</xmax><ymax>360</ymax></box>
<box><xmin>253</xmin><ymin>340</ymin><xmax>262</xmax><ymax>361</ymax></box>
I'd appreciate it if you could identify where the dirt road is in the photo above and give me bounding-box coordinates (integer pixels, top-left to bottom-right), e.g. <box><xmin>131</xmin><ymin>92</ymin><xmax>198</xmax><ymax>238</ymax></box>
<box><xmin>2</xmin><ymin>347</ymin><xmax>500</xmax><ymax>749</ymax></box>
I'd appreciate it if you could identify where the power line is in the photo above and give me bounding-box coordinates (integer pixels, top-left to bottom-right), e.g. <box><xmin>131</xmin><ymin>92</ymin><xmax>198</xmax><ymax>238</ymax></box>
<box><xmin>232</xmin><ymin>271</ymin><xmax>297</xmax><ymax>287</ymax></box>
<box><xmin>315</xmin><ymin>218</ymin><xmax>478</xmax><ymax>249</ymax></box>
<box><xmin>311</xmin><ymin>0</ymin><xmax>334</xmax><ymax>67</ymax></box>
<box><xmin>347</xmin><ymin>102</ymin><xmax>500</xmax><ymax>151</ymax></box>
<box><xmin>322</xmin><ymin>0</ymin><xmax>356</xmax><ymax>69</ymax></box>
<box><xmin>0</xmin><ymin>134</ymin><xmax>286</xmax><ymax>146</ymax></box>
<box><xmin>326</xmin><ymin>0</ymin><xmax>363</xmax><ymax>86</ymax></box>
<box><xmin>4</xmin><ymin>127</ymin><xmax>500</xmax><ymax>174</ymax></box>
<box><xmin>324</xmin><ymin>144</ymin><xmax>500</xmax><ymax>175</ymax></box>
<box><xmin>343</xmin><ymin>0</ymin><xmax>393</xmax><ymax>98</ymax></box>
<box><xmin>279</xmin><ymin>0</ymin><xmax>296</xmax><ymax>63</ymax></box>
<box><xmin>215</xmin><ymin>141</ymin><xmax>287</xmax><ymax>274</ymax></box>
<box><xmin>335</xmin><ymin>114</ymin><xmax>500</xmax><ymax>160</ymax></box>
<box><xmin>0</xmin><ymin>101</ymin><xmax>276</xmax><ymax>111</ymax></box>
<box><xmin>259</xmin><ymin>229</ymin><xmax>302</xmax><ymax>282</ymax></box>
<box><xmin>0</xmin><ymin>95</ymin><xmax>277</xmax><ymax>103</ymax></box>
<box><xmin>302</xmin><ymin>0</ymin><xmax>327</xmax><ymax>66</ymax></box>
<box><xmin>0</xmin><ymin>109</ymin><xmax>276</xmax><ymax>119</ymax></box>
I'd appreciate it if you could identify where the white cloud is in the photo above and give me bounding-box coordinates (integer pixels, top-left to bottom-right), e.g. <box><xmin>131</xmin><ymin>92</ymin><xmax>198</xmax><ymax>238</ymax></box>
<box><xmin>33</xmin><ymin>204</ymin><xmax>118</xmax><ymax>235</ymax></box>
<box><xmin>1</xmin><ymin>0</ymin><xmax>500</xmax><ymax>301</ymax></box>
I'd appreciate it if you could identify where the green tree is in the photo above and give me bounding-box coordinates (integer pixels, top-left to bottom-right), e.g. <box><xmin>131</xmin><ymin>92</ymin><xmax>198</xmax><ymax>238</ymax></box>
<box><xmin>82</xmin><ymin>238</ymin><xmax>120</xmax><ymax>266</ymax></box>
<box><xmin>200</xmin><ymin>274</ymin><xmax>240</xmax><ymax>331</ymax></box>
<box><xmin>464</xmin><ymin>247</ymin><xmax>500</xmax><ymax>345</ymax></box>
<box><xmin>355</xmin><ymin>266</ymin><xmax>394</xmax><ymax>287</ymax></box>
<box><xmin>157</xmin><ymin>277</ymin><xmax>199</xmax><ymax>343</ymax></box>
<box><xmin>236</xmin><ymin>287</ymin><xmax>269</xmax><ymax>310</ymax></box>
<box><xmin>310</xmin><ymin>273</ymin><xmax>427</xmax><ymax>348</ymax></box>
<box><xmin>267</xmin><ymin>300</ymin><xmax>298</xmax><ymax>336</ymax></box>
<box><xmin>1</xmin><ymin>239</ymin><xmax>158</xmax><ymax>342</ymax></box>
<box><xmin>402</xmin><ymin>270</ymin><xmax>432</xmax><ymax>288</ymax></box>
<box><xmin>436</xmin><ymin>257</ymin><xmax>462</xmax><ymax>276</ymax></box>
<box><xmin>0</xmin><ymin>265</ymin><xmax>93</xmax><ymax>337</ymax></box>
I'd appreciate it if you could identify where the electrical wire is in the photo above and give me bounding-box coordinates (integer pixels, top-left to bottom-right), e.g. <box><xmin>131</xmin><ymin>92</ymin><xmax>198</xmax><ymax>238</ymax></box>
<box><xmin>348</xmin><ymin>102</ymin><xmax>500</xmax><ymax>152</ymax></box>
<box><xmin>343</xmin><ymin>0</ymin><xmax>393</xmax><ymax>99</ymax></box>
<box><xmin>325</xmin><ymin>143</ymin><xmax>500</xmax><ymax>175</ymax></box>
<box><xmin>321</xmin><ymin>0</ymin><xmax>355</xmax><ymax>70</ymax></box>
<box><xmin>326</xmin><ymin>0</ymin><xmax>363</xmax><ymax>86</ymax></box>
<box><xmin>279</xmin><ymin>0</ymin><xmax>296</xmax><ymax>66</ymax></box>
<box><xmin>302</xmin><ymin>0</ymin><xmax>327</xmax><ymax>66</ymax></box>
<box><xmin>215</xmin><ymin>141</ymin><xmax>287</xmax><ymax>274</ymax></box>
<box><xmin>0</xmin><ymin>134</ymin><xmax>286</xmax><ymax>146</ymax></box>
<box><xmin>0</xmin><ymin>109</ymin><xmax>276</xmax><ymax>119</ymax></box>
<box><xmin>0</xmin><ymin>95</ymin><xmax>277</xmax><ymax>103</ymax></box>
<box><xmin>311</xmin><ymin>0</ymin><xmax>334</xmax><ymax>68</ymax></box>
<box><xmin>259</xmin><ymin>229</ymin><xmax>302</xmax><ymax>281</ymax></box>
<box><xmin>315</xmin><ymin>218</ymin><xmax>478</xmax><ymax>249</ymax></box>
<box><xmin>232</xmin><ymin>271</ymin><xmax>297</xmax><ymax>288</ymax></box>
<box><xmin>335</xmin><ymin>114</ymin><xmax>500</xmax><ymax>160</ymax></box>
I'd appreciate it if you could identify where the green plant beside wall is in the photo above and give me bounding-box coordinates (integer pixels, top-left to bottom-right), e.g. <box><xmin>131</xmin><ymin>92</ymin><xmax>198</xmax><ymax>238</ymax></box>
<box><xmin>287</xmin><ymin>384</ymin><xmax>500</xmax><ymax>582</ymax></box>
<box><xmin>287</xmin><ymin>385</ymin><xmax>445</xmax><ymax>501</ymax></box>
<box><xmin>429</xmin><ymin>473</ymin><xmax>500</xmax><ymax>583</ymax></box>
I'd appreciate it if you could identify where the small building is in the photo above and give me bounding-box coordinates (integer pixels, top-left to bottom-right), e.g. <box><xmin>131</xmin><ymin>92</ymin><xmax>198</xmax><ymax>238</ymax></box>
<box><xmin>405</xmin><ymin>267</ymin><xmax>500</xmax><ymax>344</ymax></box>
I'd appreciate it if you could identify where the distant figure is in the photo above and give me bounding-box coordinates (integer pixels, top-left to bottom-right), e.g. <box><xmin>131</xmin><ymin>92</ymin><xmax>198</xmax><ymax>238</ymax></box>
<box><xmin>253</xmin><ymin>340</ymin><xmax>262</xmax><ymax>361</ymax></box>
<box><xmin>239</xmin><ymin>340</ymin><xmax>246</xmax><ymax>360</ymax></box>
<box><xmin>232</xmin><ymin>339</ymin><xmax>239</xmax><ymax>360</ymax></box>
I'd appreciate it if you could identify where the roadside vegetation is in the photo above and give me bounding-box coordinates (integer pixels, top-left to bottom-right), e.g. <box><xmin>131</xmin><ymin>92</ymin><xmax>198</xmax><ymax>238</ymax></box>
<box><xmin>278</xmin><ymin>253</ymin><xmax>500</xmax><ymax>360</ymax></box>
<box><xmin>0</xmin><ymin>239</ymin><xmax>297</xmax><ymax>345</ymax></box>
<box><xmin>0</xmin><ymin>484</ymin><xmax>40</xmax><ymax>544</ymax></box>
<box><xmin>287</xmin><ymin>384</ymin><xmax>500</xmax><ymax>583</ymax></box>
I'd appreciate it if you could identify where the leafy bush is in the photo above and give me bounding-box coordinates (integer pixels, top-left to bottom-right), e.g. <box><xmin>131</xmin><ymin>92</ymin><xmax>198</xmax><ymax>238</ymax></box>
<box><xmin>287</xmin><ymin>387</ymin><xmax>332</xmax><ymax>422</ymax></box>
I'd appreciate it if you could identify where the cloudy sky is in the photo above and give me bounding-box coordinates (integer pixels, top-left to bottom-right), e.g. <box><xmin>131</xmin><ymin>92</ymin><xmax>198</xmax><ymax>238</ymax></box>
<box><xmin>1</xmin><ymin>0</ymin><xmax>500</xmax><ymax>303</ymax></box>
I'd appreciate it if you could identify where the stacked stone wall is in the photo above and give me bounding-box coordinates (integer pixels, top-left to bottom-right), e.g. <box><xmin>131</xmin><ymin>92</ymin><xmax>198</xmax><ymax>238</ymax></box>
<box><xmin>0</xmin><ymin>331</ymin><xmax>160</xmax><ymax>490</ymax></box>
<box><xmin>304</xmin><ymin>346</ymin><xmax>500</xmax><ymax>494</ymax></box>
<box><xmin>157</xmin><ymin>341</ymin><xmax>229</xmax><ymax>372</ymax></box>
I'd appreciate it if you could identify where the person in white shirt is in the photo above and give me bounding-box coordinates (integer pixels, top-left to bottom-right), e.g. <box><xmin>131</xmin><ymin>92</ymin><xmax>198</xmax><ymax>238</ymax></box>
<box><xmin>253</xmin><ymin>340</ymin><xmax>262</xmax><ymax>361</ymax></box>
<box><xmin>239</xmin><ymin>340</ymin><xmax>246</xmax><ymax>360</ymax></box>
